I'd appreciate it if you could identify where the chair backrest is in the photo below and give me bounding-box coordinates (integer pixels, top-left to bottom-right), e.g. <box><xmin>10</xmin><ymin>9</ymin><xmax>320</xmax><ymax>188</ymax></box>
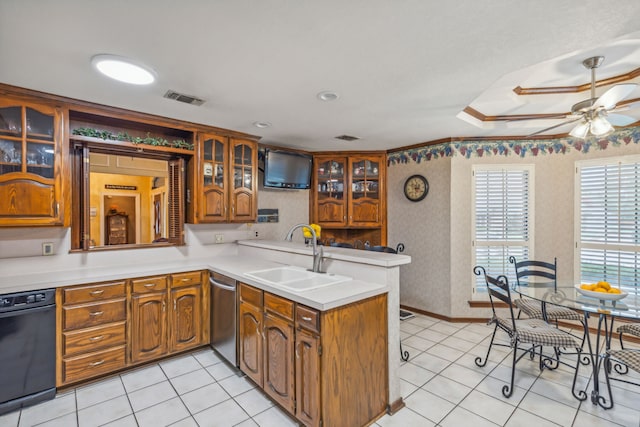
<box><xmin>509</xmin><ymin>256</ymin><xmax>557</xmax><ymax>289</ymax></box>
<box><xmin>474</xmin><ymin>265</ymin><xmax>517</xmax><ymax>330</ymax></box>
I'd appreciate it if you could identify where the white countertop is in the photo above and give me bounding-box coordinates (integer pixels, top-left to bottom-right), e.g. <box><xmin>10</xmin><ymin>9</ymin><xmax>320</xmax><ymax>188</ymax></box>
<box><xmin>0</xmin><ymin>240</ymin><xmax>403</xmax><ymax>311</ymax></box>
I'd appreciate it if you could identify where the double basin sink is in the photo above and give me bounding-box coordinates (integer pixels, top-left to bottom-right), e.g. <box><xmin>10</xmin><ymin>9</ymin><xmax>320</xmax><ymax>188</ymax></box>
<box><xmin>244</xmin><ymin>266</ymin><xmax>352</xmax><ymax>292</ymax></box>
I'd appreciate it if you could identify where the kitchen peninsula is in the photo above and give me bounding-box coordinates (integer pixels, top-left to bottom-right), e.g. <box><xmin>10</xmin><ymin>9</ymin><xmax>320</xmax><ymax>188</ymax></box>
<box><xmin>0</xmin><ymin>239</ymin><xmax>410</xmax><ymax>426</ymax></box>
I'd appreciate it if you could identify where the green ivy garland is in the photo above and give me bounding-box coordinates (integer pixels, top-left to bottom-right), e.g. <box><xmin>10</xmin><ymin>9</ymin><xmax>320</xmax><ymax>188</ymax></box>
<box><xmin>72</xmin><ymin>127</ymin><xmax>194</xmax><ymax>150</ymax></box>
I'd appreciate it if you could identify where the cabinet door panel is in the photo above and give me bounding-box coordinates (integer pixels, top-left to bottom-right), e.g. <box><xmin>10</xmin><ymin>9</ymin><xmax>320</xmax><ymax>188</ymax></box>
<box><xmin>0</xmin><ymin>180</ymin><xmax>55</xmax><ymax>216</ymax></box>
<box><xmin>203</xmin><ymin>188</ymin><xmax>226</xmax><ymax>219</ymax></box>
<box><xmin>263</xmin><ymin>313</ymin><xmax>295</xmax><ymax>413</ymax></box>
<box><xmin>350</xmin><ymin>199</ymin><xmax>380</xmax><ymax>225</ymax></box>
<box><xmin>316</xmin><ymin>201</ymin><xmax>346</xmax><ymax>225</ymax></box>
<box><xmin>131</xmin><ymin>293</ymin><xmax>167</xmax><ymax>363</ymax></box>
<box><xmin>171</xmin><ymin>286</ymin><xmax>202</xmax><ymax>352</ymax></box>
<box><xmin>239</xmin><ymin>302</ymin><xmax>263</xmax><ymax>387</ymax></box>
<box><xmin>296</xmin><ymin>329</ymin><xmax>321</xmax><ymax>427</ymax></box>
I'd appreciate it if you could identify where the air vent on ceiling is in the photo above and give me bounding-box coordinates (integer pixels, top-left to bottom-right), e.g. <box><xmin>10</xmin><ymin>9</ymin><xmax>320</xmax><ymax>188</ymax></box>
<box><xmin>163</xmin><ymin>90</ymin><xmax>205</xmax><ymax>106</ymax></box>
<box><xmin>334</xmin><ymin>134</ymin><xmax>360</xmax><ymax>141</ymax></box>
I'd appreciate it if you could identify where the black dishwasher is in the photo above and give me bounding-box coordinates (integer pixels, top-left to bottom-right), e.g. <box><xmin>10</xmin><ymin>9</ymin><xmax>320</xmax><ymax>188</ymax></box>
<box><xmin>0</xmin><ymin>289</ymin><xmax>56</xmax><ymax>415</ymax></box>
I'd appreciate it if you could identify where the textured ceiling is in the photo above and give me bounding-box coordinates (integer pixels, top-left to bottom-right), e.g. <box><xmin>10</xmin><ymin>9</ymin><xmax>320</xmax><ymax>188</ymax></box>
<box><xmin>1</xmin><ymin>0</ymin><xmax>640</xmax><ymax>151</ymax></box>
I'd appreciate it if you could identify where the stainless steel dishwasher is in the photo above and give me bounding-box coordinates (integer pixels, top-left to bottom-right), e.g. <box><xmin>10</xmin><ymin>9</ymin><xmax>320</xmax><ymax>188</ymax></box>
<box><xmin>0</xmin><ymin>289</ymin><xmax>56</xmax><ymax>415</ymax></box>
<box><xmin>210</xmin><ymin>272</ymin><xmax>238</xmax><ymax>366</ymax></box>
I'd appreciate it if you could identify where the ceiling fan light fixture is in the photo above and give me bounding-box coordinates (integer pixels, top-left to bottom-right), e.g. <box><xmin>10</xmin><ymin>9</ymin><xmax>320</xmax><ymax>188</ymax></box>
<box><xmin>590</xmin><ymin>116</ymin><xmax>614</xmax><ymax>137</ymax></box>
<box><xmin>569</xmin><ymin>120</ymin><xmax>590</xmax><ymax>139</ymax></box>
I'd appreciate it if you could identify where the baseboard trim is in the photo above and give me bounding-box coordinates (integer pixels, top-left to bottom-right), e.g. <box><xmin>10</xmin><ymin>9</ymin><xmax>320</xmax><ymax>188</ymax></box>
<box><xmin>386</xmin><ymin>397</ymin><xmax>405</xmax><ymax>415</ymax></box>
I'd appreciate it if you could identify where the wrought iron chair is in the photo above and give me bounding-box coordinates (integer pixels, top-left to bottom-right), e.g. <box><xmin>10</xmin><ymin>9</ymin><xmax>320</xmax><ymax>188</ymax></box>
<box><xmin>603</xmin><ymin>348</ymin><xmax>640</xmax><ymax>409</ymax></box>
<box><xmin>509</xmin><ymin>257</ymin><xmax>586</xmax><ymax>346</ymax></box>
<box><xmin>617</xmin><ymin>323</ymin><xmax>640</xmax><ymax>349</ymax></box>
<box><xmin>473</xmin><ymin>265</ymin><xmax>584</xmax><ymax>399</ymax></box>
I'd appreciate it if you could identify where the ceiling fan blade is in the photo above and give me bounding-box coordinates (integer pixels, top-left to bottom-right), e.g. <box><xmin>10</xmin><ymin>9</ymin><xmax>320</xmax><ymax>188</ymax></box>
<box><xmin>527</xmin><ymin>117</ymin><xmax>584</xmax><ymax>137</ymax></box>
<box><xmin>594</xmin><ymin>83</ymin><xmax>638</xmax><ymax>110</ymax></box>
<box><xmin>606</xmin><ymin>113</ymin><xmax>638</xmax><ymax>126</ymax></box>
<box><xmin>611</xmin><ymin>99</ymin><xmax>640</xmax><ymax>113</ymax></box>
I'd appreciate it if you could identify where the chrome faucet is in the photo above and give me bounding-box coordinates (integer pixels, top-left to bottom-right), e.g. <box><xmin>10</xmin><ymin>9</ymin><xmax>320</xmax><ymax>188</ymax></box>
<box><xmin>284</xmin><ymin>223</ymin><xmax>324</xmax><ymax>273</ymax></box>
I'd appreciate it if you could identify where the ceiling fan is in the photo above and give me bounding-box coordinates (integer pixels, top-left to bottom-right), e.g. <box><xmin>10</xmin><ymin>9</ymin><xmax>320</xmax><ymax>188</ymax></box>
<box><xmin>529</xmin><ymin>56</ymin><xmax>638</xmax><ymax>138</ymax></box>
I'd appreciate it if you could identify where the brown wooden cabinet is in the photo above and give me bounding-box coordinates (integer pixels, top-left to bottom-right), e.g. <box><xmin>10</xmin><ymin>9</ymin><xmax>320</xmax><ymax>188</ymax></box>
<box><xmin>57</xmin><ymin>270</ymin><xmax>209</xmax><ymax>387</ymax></box>
<box><xmin>105</xmin><ymin>212</ymin><xmax>128</xmax><ymax>245</ymax></box>
<box><xmin>311</xmin><ymin>153</ymin><xmax>387</xmax><ymax>245</ymax></box>
<box><xmin>263</xmin><ymin>293</ymin><xmax>295</xmax><ymax>413</ymax></box>
<box><xmin>237</xmin><ymin>283</ymin><xmax>388</xmax><ymax>427</ymax></box>
<box><xmin>0</xmin><ymin>95</ymin><xmax>67</xmax><ymax>226</ymax></box>
<box><xmin>56</xmin><ymin>280</ymin><xmax>127</xmax><ymax>386</ymax></box>
<box><xmin>190</xmin><ymin>133</ymin><xmax>257</xmax><ymax>223</ymax></box>
<box><xmin>239</xmin><ymin>283</ymin><xmax>264</xmax><ymax>387</ymax></box>
<box><xmin>131</xmin><ymin>275</ymin><xmax>168</xmax><ymax>363</ymax></box>
<box><xmin>170</xmin><ymin>272</ymin><xmax>202</xmax><ymax>352</ymax></box>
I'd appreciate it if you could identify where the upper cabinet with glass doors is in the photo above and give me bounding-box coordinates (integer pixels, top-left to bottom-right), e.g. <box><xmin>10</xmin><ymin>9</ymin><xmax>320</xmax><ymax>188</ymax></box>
<box><xmin>0</xmin><ymin>97</ymin><xmax>67</xmax><ymax>226</ymax></box>
<box><xmin>190</xmin><ymin>134</ymin><xmax>257</xmax><ymax>223</ymax></box>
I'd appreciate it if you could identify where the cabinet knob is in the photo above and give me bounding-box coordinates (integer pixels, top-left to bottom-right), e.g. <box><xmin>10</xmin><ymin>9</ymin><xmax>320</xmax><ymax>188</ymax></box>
<box><xmin>89</xmin><ymin>359</ymin><xmax>105</xmax><ymax>367</ymax></box>
<box><xmin>89</xmin><ymin>311</ymin><xmax>104</xmax><ymax>317</ymax></box>
<box><xmin>144</xmin><ymin>283</ymin><xmax>156</xmax><ymax>288</ymax></box>
<box><xmin>302</xmin><ymin>316</ymin><xmax>312</xmax><ymax>322</ymax></box>
<box><xmin>89</xmin><ymin>289</ymin><xmax>104</xmax><ymax>296</ymax></box>
<box><xmin>89</xmin><ymin>335</ymin><xmax>104</xmax><ymax>342</ymax></box>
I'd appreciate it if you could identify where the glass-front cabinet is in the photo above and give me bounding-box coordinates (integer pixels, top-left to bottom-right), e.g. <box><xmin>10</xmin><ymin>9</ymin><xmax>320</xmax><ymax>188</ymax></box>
<box><xmin>311</xmin><ymin>153</ymin><xmax>386</xmax><ymax>245</ymax></box>
<box><xmin>199</xmin><ymin>134</ymin><xmax>228</xmax><ymax>222</ymax></box>
<box><xmin>230</xmin><ymin>138</ymin><xmax>257</xmax><ymax>222</ymax></box>
<box><xmin>348</xmin><ymin>157</ymin><xmax>382</xmax><ymax>226</ymax></box>
<box><xmin>192</xmin><ymin>133</ymin><xmax>256</xmax><ymax>223</ymax></box>
<box><xmin>0</xmin><ymin>97</ymin><xmax>66</xmax><ymax>225</ymax></box>
<box><xmin>314</xmin><ymin>156</ymin><xmax>347</xmax><ymax>226</ymax></box>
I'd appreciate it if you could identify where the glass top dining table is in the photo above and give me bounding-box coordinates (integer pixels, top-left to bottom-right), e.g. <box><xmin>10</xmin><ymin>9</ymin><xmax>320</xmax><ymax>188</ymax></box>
<box><xmin>513</xmin><ymin>280</ymin><xmax>639</xmax><ymax>409</ymax></box>
<box><xmin>513</xmin><ymin>281</ymin><xmax>640</xmax><ymax>321</ymax></box>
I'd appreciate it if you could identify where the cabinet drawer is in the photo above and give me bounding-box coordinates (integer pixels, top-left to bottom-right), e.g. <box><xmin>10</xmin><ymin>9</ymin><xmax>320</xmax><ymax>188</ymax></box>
<box><xmin>63</xmin><ymin>281</ymin><xmax>126</xmax><ymax>304</ymax></box>
<box><xmin>296</xmin><ymin>305</ymin><xmax>320</xmax><ymax>334</ymax></box>
<box><xmin>62</xmin><ymin>322</ymin><xmax>126</xmax><ymax>357</ymax></box>
<box><xmin>63</xmin><ymin>298</ymin><xmax>126</xmax><ymax>330</ymax></box>
<box><xmin>63</xmin><ymin>345</ymin><xmax>126</xmax><ymax>384</ymax></box>
<box><xmin>264</xmin><ymin>292</ymin><xmax>294</xmax><ymax>321</ymax></box>
<box><xmin>240</xmin><ymin>283</ymin><xmax>262</xmax><ymax>307</ymax></box>
<box><xmin>172</xmin><ymin>271</ymin><xmax>201</xmax><ymax>288</ymax></box>
<box><xmin>132</xmin><ymin>276</ymin><xmax>168</xmax><ymax>294</ymax></box>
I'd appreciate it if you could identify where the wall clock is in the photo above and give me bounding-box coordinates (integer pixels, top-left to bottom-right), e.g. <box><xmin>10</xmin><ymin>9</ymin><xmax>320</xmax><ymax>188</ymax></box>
<box><xmin>403</xmin><ymin>174</ymin><xmax>429</xmax><ymax>202</ymax></box>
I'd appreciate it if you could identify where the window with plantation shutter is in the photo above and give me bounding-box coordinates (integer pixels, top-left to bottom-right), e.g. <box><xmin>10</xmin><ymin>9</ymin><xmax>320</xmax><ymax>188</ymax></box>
<box><xmin>472</xmin><ymin>165</ymin><xmax>534</xmax><ymax>295</ymax></box>
<box><xmin>576</xmin><ymin>155</ymin><xmax>640</xmax><ymax>295</ymax></box>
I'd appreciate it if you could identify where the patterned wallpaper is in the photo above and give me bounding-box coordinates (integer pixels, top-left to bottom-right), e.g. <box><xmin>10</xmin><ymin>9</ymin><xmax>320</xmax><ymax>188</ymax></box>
<box><xmin>388</xmin><ymin>126</ymin><xmax>640</xmax><ymax>318</ymax></box>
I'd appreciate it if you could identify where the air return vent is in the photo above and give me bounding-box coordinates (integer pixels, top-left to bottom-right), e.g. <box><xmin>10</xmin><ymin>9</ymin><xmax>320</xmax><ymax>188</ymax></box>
<box><xmin>334</xmin><ymin>134</ymin><xmax>360</xmax><ymax>141</ymax></box>
<box><xmin>163</xmin><ymin>90</ymin><xmax>205</xmax><ymax>106</ymax></box>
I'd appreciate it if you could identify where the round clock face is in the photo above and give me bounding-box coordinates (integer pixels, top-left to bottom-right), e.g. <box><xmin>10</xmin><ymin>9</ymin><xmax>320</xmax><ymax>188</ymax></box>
<box><xmin>404</xmin><ymin>174</ymin><xmax>429</xmax><ymax>202</ymax></box>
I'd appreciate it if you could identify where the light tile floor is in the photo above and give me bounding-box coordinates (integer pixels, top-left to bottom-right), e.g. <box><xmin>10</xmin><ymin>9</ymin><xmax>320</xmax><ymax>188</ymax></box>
<box><xmin>1</xmin><ymin>313</ymin><xmax>639</xmax><ymax>426</ymax></box>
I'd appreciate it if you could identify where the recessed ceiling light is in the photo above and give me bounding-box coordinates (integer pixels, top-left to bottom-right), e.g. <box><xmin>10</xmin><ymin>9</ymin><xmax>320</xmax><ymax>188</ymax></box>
<box><xmin>317</xmin><ymin>91</ymin><xmax>339</xmax><ymax>101</ymax></box>
<box><xmin>91</xmin><ymin>54</ymin><xmax>156</xmax><ymax>85</ymax></box>
<box><xmin>253</xmin><ymin>121</ymin><xmax>272</xmax><ymax>129</ymax></box>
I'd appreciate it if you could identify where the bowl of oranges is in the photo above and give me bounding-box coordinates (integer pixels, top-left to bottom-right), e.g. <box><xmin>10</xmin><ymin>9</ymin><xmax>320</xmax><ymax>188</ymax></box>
<box><xmin>575</xmin><ymin>281</ymin><xmax>628</xmax><ymax>302</ymax></box>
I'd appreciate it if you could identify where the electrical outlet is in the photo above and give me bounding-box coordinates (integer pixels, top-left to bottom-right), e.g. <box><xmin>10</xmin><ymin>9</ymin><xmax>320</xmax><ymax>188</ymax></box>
<box><xmin>255</xmin><ymin>231</ymin><xmax>259</xmax><ymax>237</ymax></box>
<box><xmin>42</xmin><ymin>242</ymin><xmax>54</xmax><ymax>256</ymax></box>
<box><xmin>215</xmin><ymin>234</ymin><xmax>224</xmax><ymax>244</ymax></box>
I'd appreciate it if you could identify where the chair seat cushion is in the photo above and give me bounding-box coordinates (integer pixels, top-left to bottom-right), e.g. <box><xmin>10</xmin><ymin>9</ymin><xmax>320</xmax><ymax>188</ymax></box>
<box><xmin>494</xmin><ymin>316</ymin><xmax>578</xmax><ymax>348</ymax></box>
<box><xmin>609</xmin><ymin>349</ymin><xmax>640</xmax><ymax>374</ymax></box>
<box><xmin>617</xmin><ymin>323</ymin><xmax>640</xmax><ymax>337</ymax></box>
<box><xmin>515</xmin><ymin>298</ymin><xmax>582</xmax><ymax>321</ymax></box>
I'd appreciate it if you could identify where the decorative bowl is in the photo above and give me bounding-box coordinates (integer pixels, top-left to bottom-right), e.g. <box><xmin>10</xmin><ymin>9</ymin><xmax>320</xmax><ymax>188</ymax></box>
<box><xmin>575</xmin><ymin>285</ymin><xmax>628</xmax><ymax>301</ymax></box>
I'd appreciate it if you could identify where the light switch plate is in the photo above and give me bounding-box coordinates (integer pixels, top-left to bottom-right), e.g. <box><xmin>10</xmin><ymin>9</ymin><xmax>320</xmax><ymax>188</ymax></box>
<box><xmin>42</xmin><ymin>242</ymin><xmax>54</xmax><ymax>256</ymax></box>
<box><xmin>215</xmin><ymin>234</ymin><xmax>224</xmax><ymax>244</ymax></box>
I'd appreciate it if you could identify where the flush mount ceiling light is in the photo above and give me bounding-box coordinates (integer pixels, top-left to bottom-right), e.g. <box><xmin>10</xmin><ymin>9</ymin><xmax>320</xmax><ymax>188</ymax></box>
<box><xmin>91</xmin><ymin>54</ymin><xmax>156</xmax><ymax>85</ymax></box>
<box><xmin>317</xmin><ymin>91</ymin><xmax>339</xmax><ymax>101</ymax></box>
<box><xmin>253</xmin><ymin>121</ymin><xmax>272</xmax><ymax>129</ymax></box>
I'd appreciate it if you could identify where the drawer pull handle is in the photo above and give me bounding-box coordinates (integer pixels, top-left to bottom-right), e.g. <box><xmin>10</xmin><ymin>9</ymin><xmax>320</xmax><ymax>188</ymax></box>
<box><xmin>144</xmin><ymin>283</ymin><xmax>156</xmax><ymax>288</ymax></box>
<box><xmin>89</xmin><ymin>311</ymin><xmax>104</xmax><ymax>317</ymax></box>
<box><xmin>89</xmin><ymin>335</ymin><xmax>104</xmax><ymax>342</ymax></box>
<box><xmin>89</xmin><ymin>359</ymin><xmax>105</xmax><ymax>367</ymax></box>
<box><xmin>181</xmin><ymin>278</ymin><xmax>190</xmax><ymax>282</ymax></box>
<box><xmin>302</xmin><ymin>316</ymin><xmax>313</xmax><ymax>321</ymax></box>
<box><xmin>89</xmin><ymin>290</ymin><xmax>105</xmax><ymax>296</ymax></box>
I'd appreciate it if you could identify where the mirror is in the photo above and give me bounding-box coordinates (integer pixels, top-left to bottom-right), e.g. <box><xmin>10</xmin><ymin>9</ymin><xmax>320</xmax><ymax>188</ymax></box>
<box><xmin>89</xmin><ymin>153</ymin><xmax>168</xmax><ymax>247</ymax></box>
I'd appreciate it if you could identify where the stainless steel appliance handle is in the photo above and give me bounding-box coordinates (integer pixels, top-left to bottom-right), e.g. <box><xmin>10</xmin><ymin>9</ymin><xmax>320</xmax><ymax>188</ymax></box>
<box><xmin>210</xmin><ymin>278</ymin><xmax>236</xmax><ymax>292</ymax></box>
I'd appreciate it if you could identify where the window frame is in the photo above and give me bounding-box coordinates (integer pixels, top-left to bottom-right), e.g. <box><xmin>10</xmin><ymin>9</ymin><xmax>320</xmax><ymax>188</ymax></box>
<box><xmin>574</xmin><ymin>154</ymin><xmax>640</xmax><ymax>294</ymax></box>
<box><xmin>471</xmin><ymin>164</ymin><xmax>535</xmax><ymax>298</ymax></box>
<box><xmin>70</xmin><ymin>140</ymin><xmax>187</xmax><ymax>251</ymax></box>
